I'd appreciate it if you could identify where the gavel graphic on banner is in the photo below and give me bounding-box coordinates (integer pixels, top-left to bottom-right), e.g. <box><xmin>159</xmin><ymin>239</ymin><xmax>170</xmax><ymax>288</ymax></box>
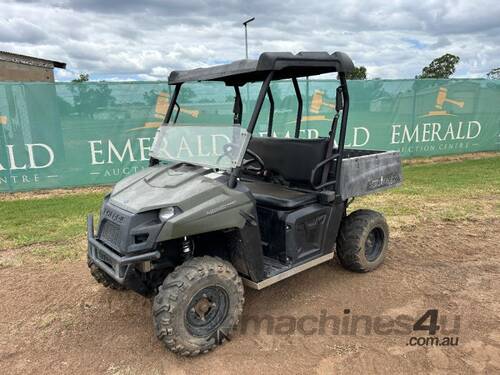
<box><xmin>309</xmin><ymin>90</ymin><xmax>336</xmax><ymax>114</ymax></box>
<box><xmin>434</xmin><ymin>87</ymin><xmax>464</xmax><ymax>110</ymax></box>
<box><xmin>156</xmin><ymin>92</ymin><xmax>200</xmax><ymax>118</ymax></box>
<box><xmin>139</xmin><ymin>91</ymin><xmax>200</xmax><ymax>129</ymax></box>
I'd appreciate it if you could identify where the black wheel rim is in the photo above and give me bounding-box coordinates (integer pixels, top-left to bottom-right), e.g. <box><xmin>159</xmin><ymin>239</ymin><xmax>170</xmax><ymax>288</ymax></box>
<box><xmin>185</xmin><ymin>286</ymin><xmax>229</xmax><ymax>337</ymax></box>
<box><xmin>364</xmin><ymin>227</ymin><xmax>384</xmax><ymax>262</ymax></box>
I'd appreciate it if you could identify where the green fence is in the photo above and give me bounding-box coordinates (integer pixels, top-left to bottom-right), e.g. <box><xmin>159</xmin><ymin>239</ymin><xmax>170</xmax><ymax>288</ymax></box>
<box><xmin>0</xmin><ymin>79</ymin><xmax>499</xmax><ymax>192</ymax></box>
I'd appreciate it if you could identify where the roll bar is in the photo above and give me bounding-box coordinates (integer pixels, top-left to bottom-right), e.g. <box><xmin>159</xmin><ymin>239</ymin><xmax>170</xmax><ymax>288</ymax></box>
<box><xmin>233</xmin><ymin>86</ymin><xmax>242</xmax><ymax>125</ymax></box>
<box><xmin>266</xmin><ymin>87</ymin><xmax>274</xmax><ymax>137</ymax></box>
<box><xmin>292</xmin><ymin>78</ymin><xmax>303</xmax><ymax>138</ymax></box>
<box><xmin>151</xmin><ymin>71</ymin><xmax>350</xmax><ymax>197</ymax></box>
<box><xmin>334</xmin><ymin>72</ymin><xmax>350</xmax><ymax>196</ymax></box>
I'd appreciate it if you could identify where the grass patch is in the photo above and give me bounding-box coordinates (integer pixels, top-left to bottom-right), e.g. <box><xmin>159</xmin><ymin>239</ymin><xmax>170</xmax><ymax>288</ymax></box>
<box><xmin>397</xmin><ymin>157</ymin><xmax>499</xmax><ymax>195</ymax></box>
<box><xmin>353</xmin><ymin>156</ymin><xmax>500</xmax><ymax>226</ymax></box>
<box><xmin>0</xmin><ymin>156</ymin><xmax>498</xmax><ymax>265</ymax></box>
<box><xmin>0</xmin><ymin>192</ymin><xmax>105</xmax><ymax>250</ymax></box>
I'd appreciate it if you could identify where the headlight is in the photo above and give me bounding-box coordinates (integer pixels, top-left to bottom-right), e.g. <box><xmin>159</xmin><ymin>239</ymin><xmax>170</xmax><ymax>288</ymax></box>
<box><xmin>159</xmin><ymin>206</ymin><xmax>176</xmax><ymax>222</ymax></box>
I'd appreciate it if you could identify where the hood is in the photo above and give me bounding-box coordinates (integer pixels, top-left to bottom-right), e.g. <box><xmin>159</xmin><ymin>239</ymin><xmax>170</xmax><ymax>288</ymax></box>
<box><xmin>109</xmin><ymin>164</ymin><xmax>228</xmax><ymax>213</ymax></box>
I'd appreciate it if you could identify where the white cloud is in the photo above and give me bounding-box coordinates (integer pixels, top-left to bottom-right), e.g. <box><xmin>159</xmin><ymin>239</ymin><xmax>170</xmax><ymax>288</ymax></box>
<box><xmin>1</xmin><ymin>0</ymin><xmax>499</xmax><ymax>81</ymax></box>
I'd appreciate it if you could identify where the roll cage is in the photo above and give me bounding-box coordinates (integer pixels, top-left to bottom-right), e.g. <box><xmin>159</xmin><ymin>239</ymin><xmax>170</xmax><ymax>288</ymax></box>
<box><xmin>150</xmin><ymin>51</ymin><xmax>355</xmax><ymax>197</ymax></box>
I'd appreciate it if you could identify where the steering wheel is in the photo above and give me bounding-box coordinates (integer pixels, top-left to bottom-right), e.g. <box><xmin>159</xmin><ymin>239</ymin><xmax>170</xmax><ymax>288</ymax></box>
<box><xmin>216</xmin><ymin>143</ymin><xmax>239</xmax><ymax>166</ymax></box>
<box><xmin>242</xmin><ymin>149</ymin><xmax>266</xmax><ymax>174</ymax></box>
<box><xmin>216</xmin><ymin>144</ymin><xmax>265</xmax><ymax>174</ymax></box>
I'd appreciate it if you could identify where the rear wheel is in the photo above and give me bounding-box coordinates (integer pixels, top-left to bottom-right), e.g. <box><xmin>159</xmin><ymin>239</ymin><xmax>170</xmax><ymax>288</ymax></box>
<box><xmin>336</xmin><ymin>209</ymin><xmax>389</xmax><ymax>272</ymax></box>
<box><xmin>153</xmin><ymin>256</ymin><xmax>244</xmax><ymax>356</ymax></box>
<box><xmin>87</xmin><ymin>257</ymin><xmax>126</xmax><ymax>290</ymax></box>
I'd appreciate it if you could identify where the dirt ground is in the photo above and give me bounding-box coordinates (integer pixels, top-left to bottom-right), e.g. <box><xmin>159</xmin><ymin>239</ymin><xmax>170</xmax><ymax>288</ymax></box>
<box><xmin>0</xmin><ymin>217</ymin><xmax>499</xmax><ymax>375</ymax></box>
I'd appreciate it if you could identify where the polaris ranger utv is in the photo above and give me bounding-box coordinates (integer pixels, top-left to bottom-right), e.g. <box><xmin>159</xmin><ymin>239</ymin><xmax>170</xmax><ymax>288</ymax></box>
<box><xmin>87</xmin><ymin>51</ymin><xmax>402</xmax><ymax>356</ymax></box>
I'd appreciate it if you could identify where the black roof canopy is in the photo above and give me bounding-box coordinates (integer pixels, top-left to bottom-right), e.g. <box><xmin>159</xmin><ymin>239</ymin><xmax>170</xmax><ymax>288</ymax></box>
<box><xmin>168</xmin><ymin>51</ymin><xmax>354</xmax><ymax>85</ymax></box>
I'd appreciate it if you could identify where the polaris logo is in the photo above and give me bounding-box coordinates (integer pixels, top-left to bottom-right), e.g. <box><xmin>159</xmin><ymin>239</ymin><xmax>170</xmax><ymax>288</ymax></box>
<box><xmin>367</xmin><ymin>174</ymin><xmax>401</xmax><ymax>190</ymax></box>
<box><xmin>103</xmin><ymin>208</ymin><xmax>125</xmax><ymax>224</ymax></box>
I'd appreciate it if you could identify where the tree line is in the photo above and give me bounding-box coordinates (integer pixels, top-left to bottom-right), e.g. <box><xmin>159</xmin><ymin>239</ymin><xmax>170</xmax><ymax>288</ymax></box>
<box><xmin>72</xmin><ymin>56</ymin><xmax>500</xmax><ymax>82</ymax></box>
<box><xmin>348</xmin><ymin>53</ymin><xmax>499</xmax><ymax>80</ymax></box>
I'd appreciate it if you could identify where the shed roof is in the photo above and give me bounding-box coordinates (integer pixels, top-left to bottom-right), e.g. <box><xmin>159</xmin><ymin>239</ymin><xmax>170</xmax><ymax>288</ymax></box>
<box><xmin>0</xmin><ymin>51</ymin><xmax>66</xmax><ymax>69</ymax></box>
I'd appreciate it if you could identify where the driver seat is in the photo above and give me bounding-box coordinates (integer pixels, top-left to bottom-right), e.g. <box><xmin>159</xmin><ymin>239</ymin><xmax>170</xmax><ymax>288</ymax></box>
<box><xmin>243</xmin><ymin>137</ymin><xmax>328</xmax><ymax>209</ymax></box>
<box><xmin>244</xmin><ymin>180</ymin><xmax>317</xmax><ymax>209</ymax></box>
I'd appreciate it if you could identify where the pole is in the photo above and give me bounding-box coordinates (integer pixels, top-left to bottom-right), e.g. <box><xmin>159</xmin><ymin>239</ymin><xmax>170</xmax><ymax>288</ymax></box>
<box><xmin>242</xmin><ymin>17</ymin><xmax>254</xmax><ymax>60</ymax></box>
<box><xmin>245</xmin><ymin>24</ymin><xmax>248</xmax><ymax>59</ymax></box>
<box><xmin>242</xmin><ymin>17</ymin><xmax>255</xmax><ymax>117</ymax></box>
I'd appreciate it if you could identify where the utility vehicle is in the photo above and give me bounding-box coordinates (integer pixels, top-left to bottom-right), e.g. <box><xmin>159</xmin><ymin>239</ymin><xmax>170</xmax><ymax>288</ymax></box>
<box><xmin>87</xmin><ymin>51</ymin><xmax>402</xmax><ymax>356</ymax></box>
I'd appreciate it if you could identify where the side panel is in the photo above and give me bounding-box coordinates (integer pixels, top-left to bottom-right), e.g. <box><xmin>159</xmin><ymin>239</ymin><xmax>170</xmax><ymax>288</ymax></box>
<box><xmin>285</xmin><ymin>204</ymin><xmax>330</xmax><ymax>263</ymax></box>
<box><xmin>336</xmin><ymin>150</ymin><xmax>403</xmax><ymax>200</ymax></box>
<box><xmin>254</xmin><ymin>201</ymin><xmax>345</xmax><ymax>267</ymax></box>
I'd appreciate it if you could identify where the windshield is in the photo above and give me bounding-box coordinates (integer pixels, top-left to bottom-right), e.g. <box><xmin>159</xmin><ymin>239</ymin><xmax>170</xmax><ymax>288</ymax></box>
<box><xmin>149</xmin><ymin>125</ymin><xmax>250</xmax><ymax>170</ymax></box>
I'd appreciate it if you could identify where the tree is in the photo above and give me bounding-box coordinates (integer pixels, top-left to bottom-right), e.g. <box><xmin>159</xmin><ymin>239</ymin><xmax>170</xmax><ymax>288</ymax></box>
<box><xmin>416</xmin><ymin>54</ymin><xmax>460</xmax><ymax>79</ymax></box>
<box><xmin>178</xmin><ymin>86</ymin><xmax>196</xmax><ymax>103</ymax></box>
<box><xmin>144</xmin><ymin>89</ymin><xmax>161</xmax><ymax>106</ymax></box>
<box><xmin>486</xmin><ymin>67</ymin><xmax>500</xmax><ymax>79</ymax></box>
<box><xmin>70</xmin><ymin>81</ymin><xmax>116</xmax><ymax>118</ymax></box>
<box><xmin>346</xmin><ymin>66</ymin><xmax>367</xmax><ymax>80</ymax></box>
<box><xmin>72</xmin><ymin>73</ymin><xmax>89</xmax><ymax>82</ymax></box>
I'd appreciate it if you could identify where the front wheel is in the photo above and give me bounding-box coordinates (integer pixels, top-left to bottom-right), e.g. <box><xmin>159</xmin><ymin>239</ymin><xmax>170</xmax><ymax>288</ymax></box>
<box><xmin>153</xmin><ymin>256</ymin><xmax>244</xmax><ymax>356</ymax></box>
<box><xmin>336</xmin><ymin>209</ymin><xmax>389</xmax><ymax>272</ymax></box>
<box><xmin>88</xmin><ymin>257</ymin><xmax>126</xmax><ymax>290</ymax></box>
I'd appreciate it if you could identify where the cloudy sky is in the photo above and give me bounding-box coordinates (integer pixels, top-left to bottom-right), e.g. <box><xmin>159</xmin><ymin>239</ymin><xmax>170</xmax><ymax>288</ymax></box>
<box><xmin>1</xmin><ymin>0</ymin><xmax>499</xmax><ymax>81</ymax></box>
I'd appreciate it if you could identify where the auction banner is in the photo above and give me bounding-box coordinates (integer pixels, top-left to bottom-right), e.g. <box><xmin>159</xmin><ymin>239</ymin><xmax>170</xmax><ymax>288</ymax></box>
<box><xmin>0</xmin><ymin>79</ymin><xmax>498</xmax><ymax>192</ymax></box>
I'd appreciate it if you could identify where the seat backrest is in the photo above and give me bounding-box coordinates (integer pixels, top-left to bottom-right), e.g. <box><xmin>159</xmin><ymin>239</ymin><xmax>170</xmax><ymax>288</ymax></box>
<box><xmin>247</xmin><ymin>137</ymin><xmax>329</xmax><ymax>186</ymax></box>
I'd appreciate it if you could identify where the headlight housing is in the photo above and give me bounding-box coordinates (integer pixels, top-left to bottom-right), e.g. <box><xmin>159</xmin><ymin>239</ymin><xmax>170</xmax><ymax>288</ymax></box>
<box><xmin>159</xmin><ymin>206</ymin><xmax>177</xmax><ymax>222</ymax></box>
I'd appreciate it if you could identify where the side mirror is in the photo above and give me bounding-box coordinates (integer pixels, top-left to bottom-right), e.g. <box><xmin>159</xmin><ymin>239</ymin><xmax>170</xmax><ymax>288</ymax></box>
<box><xmin>335</xmin><ymin>87</ymin><xmax>344</xmax><ymax>112</ymax></box>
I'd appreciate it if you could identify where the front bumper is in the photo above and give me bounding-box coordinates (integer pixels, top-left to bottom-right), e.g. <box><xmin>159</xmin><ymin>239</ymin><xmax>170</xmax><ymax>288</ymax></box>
<box><xmin>87</xmin><ymin>214</ymin><xmax>161</xmax><ymax>285</ymax></box>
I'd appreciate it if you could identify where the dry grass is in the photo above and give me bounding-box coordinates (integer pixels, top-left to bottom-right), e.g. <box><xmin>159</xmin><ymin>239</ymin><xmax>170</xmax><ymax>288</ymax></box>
<box><xmin>0</xmin><ymin>186</ymin><xmax>111</xmax><ymax>202</ymax></box>
<box><xmin>402</xmin><ymin>151</ymin><xmax>499</xmax><ymax>165</ymax></box>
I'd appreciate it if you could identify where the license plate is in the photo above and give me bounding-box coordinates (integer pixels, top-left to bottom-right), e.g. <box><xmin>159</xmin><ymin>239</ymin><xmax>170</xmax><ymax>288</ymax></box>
<box><xmin>96</xmin><ymin>249</ymin><xmax>114</xmax><ymax>266</ymax></box>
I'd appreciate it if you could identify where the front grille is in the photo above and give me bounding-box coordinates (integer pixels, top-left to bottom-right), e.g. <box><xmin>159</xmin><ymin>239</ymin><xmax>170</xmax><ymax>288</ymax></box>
<box><xmin>100</xmin><ymin>221</ymin><xmax>121</xmax><ymax>248</ymax></box>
